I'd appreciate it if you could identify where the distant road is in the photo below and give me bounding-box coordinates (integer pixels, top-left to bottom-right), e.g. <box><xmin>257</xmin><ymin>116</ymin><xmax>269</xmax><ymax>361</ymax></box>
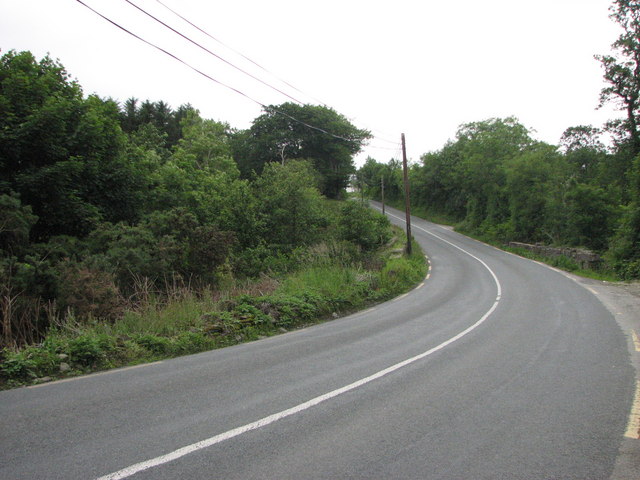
<box><xmin>0</xmin><ymin>204</ymin><xmax>635</xmax><ymax>479</ymax></box>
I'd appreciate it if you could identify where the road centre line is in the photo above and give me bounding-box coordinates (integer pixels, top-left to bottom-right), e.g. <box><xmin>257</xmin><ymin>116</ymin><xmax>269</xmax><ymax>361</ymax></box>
<box><xmin>96</xmin><ymin>211</ymin><xmax>503</xmax><ymax>480</ymax></box>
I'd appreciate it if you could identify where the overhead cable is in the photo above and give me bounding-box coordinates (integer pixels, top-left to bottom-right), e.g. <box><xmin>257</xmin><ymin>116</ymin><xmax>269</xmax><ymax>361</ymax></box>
<box><xmin>75</xmin><ymin>0</ymin><xmax>364</xmax><ymax>143</ymax></box>
<box><xmin>123</xmin><ymin>0</ymin><xmax>306</xmax><ymax>105</ymax></box>
<box><xmin>151</xmin><ymin>0</ymin><xmax>399</xmax><ymax>145</ymax></box>
<box><xmin>152</xmin><ymin>0</ymin><xmax>329</xmax><ymax>108</ymax></box>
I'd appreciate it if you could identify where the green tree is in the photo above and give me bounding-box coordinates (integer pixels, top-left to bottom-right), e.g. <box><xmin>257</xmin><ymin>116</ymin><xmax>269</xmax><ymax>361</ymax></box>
<box><xmin>234</xmin><ymin>103</ymin><xmax>371</xmax><ymax>198</ymax></box>
<box><xmin>338</xmin><ymin>202</ymin><xmax>391</xmax><ymax>251</ymax></box>
<box><xmin>595</xmin><ymin>0</ymin><xmax>640</xmax><ymax>274</ymax></box>
<box><xmin>252</xmin><ymin>160</ymin><xmax>327</xmax><ymax>249</ymax></box>
<box><xmin>172</xmin><ymin>111</ymin><xmax>238</xmax><ymax>176</ymax></box>
<box><xmin>0</xmin><ymin>51</ymin><xmax>145</xmax><ymax>239</ymax></box>
<box><xmin>595</xmin><ymin>0</ymin><xmax>640</xmax><ymax>156</ymax></box>
<box><xmin>505</xmin><ymin>146</ymin><xmax>561</xmax><ymax>243</ymax></box>
<box><xmin>413</xmin><ymin>143</ymin><xmax>467</xmax><ymax>219</ymax></box>
<box><xmin>564</xmin><ymin>182</ymin><xmax>617</xmax><ymax>250</ymax></box>
<box><xmin>0</xmin><ymin>51</ymin><xmax>83</xmax><ymax>177</ymax></box>
<box><xmin>0</xmin><ymin>193</ymin><xmax>38</xmax><ymax>256</ymax></box>
<box><xmin>455</xmin><ymin>117</ymin><xmax>535</xmax><ymax>230</ymax></box>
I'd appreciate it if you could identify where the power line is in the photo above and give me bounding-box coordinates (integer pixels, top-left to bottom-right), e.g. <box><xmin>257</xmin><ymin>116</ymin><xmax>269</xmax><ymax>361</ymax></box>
<box><xmin>152</xmin><ymin>0</ymin><xmax>329</xmax><ymax>108</ymax></box>
<box><xmin>75</xmin><ymin>0</ymin><xmax>363</xmax><ymax>144</ymax></box>
<box><xmin>367</xmin><ymin>143</ymin><xmax>403</xmax><ymax>151</ymax></box>
<box><xmin>123</xmin><ymin>0</ymin><xmax>306</xmax><ymax>106</ymax></box>
<box><xmin>150</xmin><ymin>0</ymin><xmax>399</xmax><ymax>145</ymax></box>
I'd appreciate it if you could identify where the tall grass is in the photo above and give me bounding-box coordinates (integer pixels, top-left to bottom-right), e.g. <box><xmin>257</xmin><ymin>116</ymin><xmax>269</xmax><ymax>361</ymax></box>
<box><xmin>0</xmin><ymin>229</ymin><xmax>426</xmax><ymax>389</ymax></box>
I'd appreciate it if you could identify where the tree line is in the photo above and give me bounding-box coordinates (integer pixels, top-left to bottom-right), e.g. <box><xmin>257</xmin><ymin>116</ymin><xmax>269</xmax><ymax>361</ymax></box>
<box><xmin>358</xmin><ymin>0</ymin><xmax>640</xmax><ymax>280</ymax></box>
<box><xmin>0</xmin><ymin>49</ymin><xmax>371</xmax><ymax>347</ymax></box>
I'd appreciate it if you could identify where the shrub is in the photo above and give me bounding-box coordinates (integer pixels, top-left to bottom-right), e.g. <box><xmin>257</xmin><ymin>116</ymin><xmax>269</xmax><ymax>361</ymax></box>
<box><xmin>171</xmin><ymin>331</ymin><xmax>213</xmax><ymax>355</ymax></box>
<box><xmin>0</xmin><ymin>348</ymin><xmax>37</xmax><ymax>379</ymax></box>
<box><xmin>134</xmin><ymin>334</ymin><xmax>171</xmax><ymax>355</ymax></box>
<box><xmin>57</xmin><ymin>262</ymin><xmax>124</xmax><ymax>322</ymax></box>
<box><xmin>378</xmin><ymin>246</ymin><xmax>427</xmax><ymax>295</ymax></box>
<box><xmin>0</xmin><ymin>346</ymin><xmax>59</xmax><ymax>380</ymax></box>
<box><xmin>67</xmin><ymin>334</ymin><xmax>115</xmax><ymax>367</ymax></box>
<box><xmin>338</xmin><ymin>202</ymin><xmax>391</xmax><ymax>251</ymax></box>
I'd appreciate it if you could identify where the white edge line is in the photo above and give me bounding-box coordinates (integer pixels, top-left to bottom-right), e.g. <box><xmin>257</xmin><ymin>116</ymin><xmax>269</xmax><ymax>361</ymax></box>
<box><xmin>97</xmin><ymin>210</ymin><xmax>502</xmax><ymax>480</ymax></box>
<box><xmin>27</xmin><ymin>362</ymin><xmax>164</xmax><ymax>389</ymax></box>
<box><xmin>632</xmin><ymin>330</ymin><xmax>640</xmax><ymax>352</ymax></box>
<box><xmin>392</xmin><ymin>293</ymin><xmax>409</xmax><ymax>302</ymax></box>
<box><xmin>624</xmin><ymin>380</ymin><xmax>640</xmax><ymax>439</ymax></box>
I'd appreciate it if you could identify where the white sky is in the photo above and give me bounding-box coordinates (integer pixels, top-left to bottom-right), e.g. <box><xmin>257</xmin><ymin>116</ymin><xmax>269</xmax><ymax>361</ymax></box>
<box><xmin>0</xmin><ymin>0</ymin><xmax>624</xmax><ymax>165</ymax></box>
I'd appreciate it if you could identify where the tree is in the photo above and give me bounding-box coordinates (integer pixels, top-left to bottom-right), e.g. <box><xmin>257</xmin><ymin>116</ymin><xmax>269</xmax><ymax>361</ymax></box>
<box><xmin>564</xmin><ymin>183</ymin><xmax>617</xmax><ymax>250</ymax></box>
<box><xmin>560</xmin><ymin>125</ymin><xmax>608</xmax><ymax>182</ymax></box>
<box><xmin>413</xmin><ymin>143</ymin><xmax>467</xmax><ymax>219</ymax></box>
<box><xmin>172</xmin><ymin>111</ymin><xmax>238</xmax><ymax>176</ymax></box>
<box><xmin>233</xmin><ymin>103</ymin><xmax>371</xmax><ymax>198</ymax></box>
<box><xmin>596</xmin><ymin>1</ymin><xmax>640</xmax><ymax>274</ymax></box>
<box><xmin>456</xmin><ymin>117</ymin><xmax>535</xmax><ymax>229</ymax></box>
<box><xmin>0</xmin><ymin>51</ymin><xmax>146</xmax><ymax>239</ymax></box>
<box><xmin>118</xmin><ymin>98</ymin><xmax>196</xmax><ymax>148</ymax></box>
<box><xmin>0</xmin><ymin>51</ymin><xmax>83</xmax><ymax>177</ymax></box>
<box><xmin>356</xmin><ymin>157</ymin><xmax>405</xmax><ymax>206</ymax></box>
<box><xmin>595</xmin><ymin>0</ymin><xmax>640</xmax><ymax>156</ymax></box>
<box><xmin>0</xmin><ymin>193</ymin><xmax>38</xmax><ymax>256</ymax></box>
<box><xmin>505</xmin><ymin>145</ymin><xmax>565</xmax><ymax>243</ymax></box>
<box><xmin>252</xmin><ymin>160</ymin><xmax>327</xmax><ymax>249</ymax></box>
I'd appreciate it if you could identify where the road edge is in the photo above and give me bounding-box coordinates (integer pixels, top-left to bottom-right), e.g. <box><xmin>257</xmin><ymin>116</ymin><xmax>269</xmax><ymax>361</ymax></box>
<box><xmin>539</xmin><ymin>268</ymin><xmax>640</xmax><ymax>480</ymax></box>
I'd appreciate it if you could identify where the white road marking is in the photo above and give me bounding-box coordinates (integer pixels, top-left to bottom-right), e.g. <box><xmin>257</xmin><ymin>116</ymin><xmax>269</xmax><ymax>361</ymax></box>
<box><xmin>632</xmin><ymin>330</ymin><xmax>640</xmax><ymax>352</ymax></box>
<box><xmin>97</xmin><ymin>210</ymin><xmax>502</xmax><ymax>480</ymax></box>
<box><xmin>27</xmin><ymin>362</ymin><xmax>164</xmax><ymax>389</ymax></box>
<box><xmin>392</xmin><ymin>293</ymin><xmax>409</xmax><ymax>302</ymax></box>
<box><xmin>624</xmin><ymin>380</ymin><xmax>640</xmax><ymax>439</ymax></box>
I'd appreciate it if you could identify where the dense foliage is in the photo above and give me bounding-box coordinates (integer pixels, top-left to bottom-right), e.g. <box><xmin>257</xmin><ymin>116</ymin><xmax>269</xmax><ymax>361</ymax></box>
<box><xmin>358</xmin><ymin>1</ymin><xmax>640</xmax><ymax>280</ymax></box>
<box><xmin>0</xmin><ymin>50</ymin><xmax>372</xmax><ymax>350</ymax></box>
<box><xmin>230</xmin><ymin>102</ymin><xmax>371</xmax><ymax>198</ymax></box>
<box><xmin>359</xmin><ymin>115</ymin><xmax>637</xmax><ymax>277</ymax></box>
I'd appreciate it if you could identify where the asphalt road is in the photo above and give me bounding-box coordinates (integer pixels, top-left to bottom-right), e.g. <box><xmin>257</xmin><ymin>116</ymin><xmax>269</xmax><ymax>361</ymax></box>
<box><xmin>0</xmin><ymin>204</ymin><xmax>636</xmax><ymax>479</ymax></box>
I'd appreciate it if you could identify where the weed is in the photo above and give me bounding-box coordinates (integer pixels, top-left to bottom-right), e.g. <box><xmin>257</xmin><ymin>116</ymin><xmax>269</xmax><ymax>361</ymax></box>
<box><xmin>0</xmin><ymin>216</ymin><xmax>427</xmax><ymax>389</ymax></box>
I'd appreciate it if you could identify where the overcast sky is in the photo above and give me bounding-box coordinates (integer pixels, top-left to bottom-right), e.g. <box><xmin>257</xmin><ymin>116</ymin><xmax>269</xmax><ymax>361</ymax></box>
<box><xmin>0</xmin><ymin>0</ymin><xmax>624</xmax><ymax>165</ymax></box>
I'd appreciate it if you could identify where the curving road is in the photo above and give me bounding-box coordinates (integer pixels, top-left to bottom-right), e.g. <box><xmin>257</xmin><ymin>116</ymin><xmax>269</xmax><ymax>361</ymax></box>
<box><xmin>0</xmin><ymin>204</ymin><xmax>636</xmax><ymax>479</ymax></box>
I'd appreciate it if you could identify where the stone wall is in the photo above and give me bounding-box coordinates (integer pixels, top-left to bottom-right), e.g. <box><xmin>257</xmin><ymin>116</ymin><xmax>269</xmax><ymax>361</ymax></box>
<box><xmin>507</xmin><ymin>242</ymin><xmax>602</xmax><ymax>270</ymax></box>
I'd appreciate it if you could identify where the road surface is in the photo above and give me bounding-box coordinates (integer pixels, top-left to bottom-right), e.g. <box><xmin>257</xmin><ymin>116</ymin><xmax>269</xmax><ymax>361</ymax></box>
<box><xmin>0</xmin><ymin>204</ymin><xmax>635</xmax><ymax>479</ymax></box>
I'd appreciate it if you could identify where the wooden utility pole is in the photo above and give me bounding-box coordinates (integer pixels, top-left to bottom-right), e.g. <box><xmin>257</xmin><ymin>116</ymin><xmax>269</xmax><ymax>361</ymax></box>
<box><xmin>381</xmin><ymin>175</ymin><xmax>385</xmax><ymax>215</ymax></box>
<box><xmin>401</xmin><ymin>133</ymin><xmax>412</xmax><ymax>255</ymax></box>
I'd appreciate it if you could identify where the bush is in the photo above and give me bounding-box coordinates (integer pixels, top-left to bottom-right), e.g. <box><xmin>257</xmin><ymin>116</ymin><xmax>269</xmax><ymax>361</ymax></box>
<box><xmin>338</xmin><ymin>202</ymin><xmax>391</xmax><ymax>251</ymax></box>
<box><xmin>67</xmin><ymin>334</ymin><xmax>115</xmax><ymax>367</ymax></box>
<box><xmin>255</xmin><ymin>294</ymin><xmax>320</xmax><ymax>327</ymax></box>
<box><xmin>0</xmin><ymin>349</ymin><xmax>37</xmax><ymax>380</ymax></box>
<box><xmin>134</xmin><ymin>334</ymin><xmax>171</xmax><ymax>355</ymax></box>
<box><xmin>0</xmin><ymin>346</ymin><xmax>59</xmax><ymax>380</ymax></box>
<box><xmin>171</xmin><ymin>331</ymin><xmax>214</xmax><ymax>355</ymax></box>
<box><xmin>378</xmin><ymin>243</ymin><xmax>427</xmax><ymax>295</ymax></box>
<box><xmin>57</xmin><ymin>262</ymin><xmax>124</xmax><ymax>322</ymax></box>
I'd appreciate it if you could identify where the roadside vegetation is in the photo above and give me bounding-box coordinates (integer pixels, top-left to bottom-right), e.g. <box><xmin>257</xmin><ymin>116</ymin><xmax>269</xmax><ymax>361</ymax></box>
<box><xmin>0</xmin><ymin>215</ymin><xmax>425</xmax><ymax>389</ymax></box>
<box><xmin>358</xmin><ymin>2</ymin><xmax>640</xmax><ymax>282</ymax></box>
<box><xmin>6</xmin><ymin>0</ymin><xmax>640</xmax><ymax>388</ymax></box>
<box><xmin>0</xmin><ymin>49</ymin><xmax>430</xmax><ymax>388</ymax></box>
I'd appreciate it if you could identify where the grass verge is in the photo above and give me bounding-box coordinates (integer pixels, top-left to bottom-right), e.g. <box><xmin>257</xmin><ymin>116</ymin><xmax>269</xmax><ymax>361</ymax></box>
<box><xmin>0</xmin><ymin>228</ymin><xmax>426</xmax><ymax>389</ymax></box>
<box><xmin>379</xmin><ymin>196</ymin><xmax>620</xmax><ymax>282</ymax></box>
